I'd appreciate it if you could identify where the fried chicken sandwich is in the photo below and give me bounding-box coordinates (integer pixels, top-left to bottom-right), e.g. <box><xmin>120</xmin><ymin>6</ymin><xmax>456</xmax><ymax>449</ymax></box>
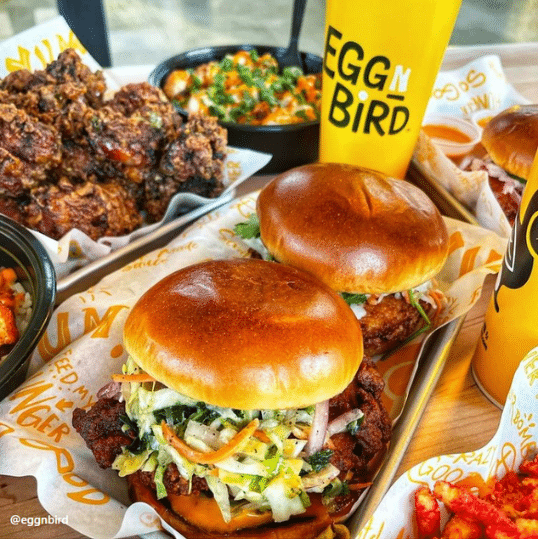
<box><xmin>72</xmin><ymin>258</ymin><xmax>391</xmax><ymax>539</ymax></box>
<box><xmin>235</xmin><ymin>163</ymin><xmax>449</xmax><ymax>356</ymax></box>
<box><xmin>461</xmin><ymin>104</ymin><xmax>538</xmax><ymax>226</ymax></box>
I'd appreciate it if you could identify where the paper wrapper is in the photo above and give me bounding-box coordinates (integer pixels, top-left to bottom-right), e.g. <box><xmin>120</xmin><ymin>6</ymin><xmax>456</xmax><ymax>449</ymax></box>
<box><xmin>414</xmin><ymin>54</ymin><xmax>530</xmax><ymax>238</ymax></box>
<box><xmin>0</xmin><ymin>190</ymin><xmax>507</xmax><ymax>539</ymax></box>
<box><xmin>357</xmin><ymin>347</ymin><xmax>538</xmax><ymax>539</ymax></box>
<box><xmin>0</xmin><ymin>16</ymin><xmax>272</xmax><ymax>278</ymax></box>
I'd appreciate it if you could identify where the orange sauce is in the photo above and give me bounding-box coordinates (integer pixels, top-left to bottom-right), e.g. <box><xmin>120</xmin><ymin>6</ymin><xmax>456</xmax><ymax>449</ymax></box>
<box><xmin>422</xmin><ymin>123</ymin><xmax>472</xmax><ymax>144</ymax></box>
<box><xmin>476</xmin><ymin>116</ymin><xmax>493</xmax><ymax>128</ymax></box>
<box><xmin>168</xmin><ymin>494</ymin><xmax>274</xmax><ymax>533</ymax></box>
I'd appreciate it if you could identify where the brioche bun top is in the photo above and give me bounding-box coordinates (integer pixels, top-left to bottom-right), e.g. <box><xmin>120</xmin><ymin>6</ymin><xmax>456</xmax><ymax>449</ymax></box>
<box><xmin>482</xmin><ymin>104</ymin><xmax>538</xmax><ymax>179</ymax></box>
<box><xmin>256</xmin><ymin>163</ymin><xmax>449</xmax><ymax>295</ymax></box>
<box><xmin>123</xmin><ymin>258</ymin><xmax>363</xmax><ymax>410</ymax></box>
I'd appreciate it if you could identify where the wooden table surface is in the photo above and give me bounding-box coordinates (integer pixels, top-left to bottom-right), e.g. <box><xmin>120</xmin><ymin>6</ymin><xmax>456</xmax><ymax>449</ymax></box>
<box><xmin>1</xmin><ymin>42</ymin><xmax>537</xmax><ymax>539</ymax></box>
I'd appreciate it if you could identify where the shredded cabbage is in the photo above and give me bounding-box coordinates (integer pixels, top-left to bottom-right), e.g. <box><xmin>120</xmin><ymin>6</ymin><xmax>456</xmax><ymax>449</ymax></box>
<box><xmin>263</xmin><ymin>476</ymin><xmax>307</xmax><ymax>522</ymax></box>
<box><xmin>206</xmin><ymin>475</ymin><xmax>232</xmax><ymax>522</ymax></box>
<box><xmin>113</xmin><ymin>357</ymin><xmax>352</xmax><ymax>524</ymax></box>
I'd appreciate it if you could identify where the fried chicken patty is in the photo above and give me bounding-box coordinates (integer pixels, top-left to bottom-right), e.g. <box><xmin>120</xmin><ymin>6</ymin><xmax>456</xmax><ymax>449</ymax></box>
<box><xmin>359</xmin><ymin>294</ymin><xmax>435</xmax><ymax>356</ymax></box>
<box><xmin>72</xmin><ymin>357</ymin><xmax>391</xmax><ymax>498</ymax></box>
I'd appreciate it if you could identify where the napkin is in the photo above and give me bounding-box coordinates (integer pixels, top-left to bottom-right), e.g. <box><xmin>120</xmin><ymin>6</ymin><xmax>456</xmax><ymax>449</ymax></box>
<box><xmin>0</xmin><ymin>191</ymin><xmax>506</xmax><ymax>539</ymax></box>
<box><xmin>0</xmin><ymin>16</ymin><xmax>271</xmax><ymax>278</ymax></box>
<box><xmin>414</xmin><ymin>55</ymin><xmax>530</xmax><ymax>238</ymax></box>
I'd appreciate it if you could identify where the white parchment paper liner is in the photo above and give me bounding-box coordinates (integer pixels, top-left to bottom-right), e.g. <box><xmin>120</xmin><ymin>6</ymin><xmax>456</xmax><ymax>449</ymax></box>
<box><xmin>415</xmin><ymin>54</ymin><xmax>530</xmax><ymax>238</ymax></box>
<box><xmin>0</xmin><ymin>16</ymin><xmax>272</xmax><ymax>278</ymax></box>
<box><xmin>356</xmin><ymin>347</ymin><xmax>538</xmax><ymax>539</ymax></box>
<box><xmin>0</xmin><ymin>191</ymin><xmax>507</xmax><ymax>538</ymax></box>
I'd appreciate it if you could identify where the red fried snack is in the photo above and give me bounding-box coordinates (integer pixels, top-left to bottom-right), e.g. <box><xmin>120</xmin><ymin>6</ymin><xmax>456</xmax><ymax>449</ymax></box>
<box><xmin>442</xmin><ymin>515</ymin><xmax>483</xmax><ymax>539</ymax></box>
<box><xmin>415</xmin><ymin>486</ymin><xmax>441</xmax><ymax>539</ymax></box>
<box><xmin>412</xmin><ymin>454</ymin><xmax>538</xmax><ymax>539</ymax></box>
<box><xmin>516</xmin><ymin>518</ymin><xmax>538</xmax><ymax>538</ymax></box>
<box><xmin>519</xmin><ymin>455</ymin><xmax>538</xmax><ymax>479</ymax></box>
<box><xmin>434</xmin><ymin>481</ymin><xmax>519</xmax><ymax>538</ymax></box>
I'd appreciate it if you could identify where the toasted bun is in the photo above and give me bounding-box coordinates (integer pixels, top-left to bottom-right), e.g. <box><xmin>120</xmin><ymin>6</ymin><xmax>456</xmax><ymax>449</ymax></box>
<box><xmin>482</xmin><ymin>104</ymin><xmax>538</xmax><ymax>179</ymax></box>
<box><xmin>123</xmin><ymin>258</ymin><xmax>363</xmax><ymax>409</ymax></box>
<box><xmin>256</xmin><ymin>163</ymin><xmax>449</xmax><ymax>295</ymax></box>
<box><xmin>127</xmin><ymin>474</ymin><xmax>349</xmax><ymax>539</ymax></box>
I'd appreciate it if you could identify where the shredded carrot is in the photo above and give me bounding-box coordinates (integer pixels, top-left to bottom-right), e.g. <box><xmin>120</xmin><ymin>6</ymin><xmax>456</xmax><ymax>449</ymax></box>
<box><xmin>429</xmin><ymin>290</ymin><xmax>445</xmax><ymax>323</ymax></box>
<box><xmin>161</xmin><ymin>419</ymin><xmax>260</xmax><ymax>464</ymax></box>
<box><xmin>253</xmin><ymin>430</ymin><xmax>271</xmax><ymax>443</ymax></box>
<box><xmin>111</xmin><ymin>373</ymin><xmax>156</xmax><ymax>383</ymax></box>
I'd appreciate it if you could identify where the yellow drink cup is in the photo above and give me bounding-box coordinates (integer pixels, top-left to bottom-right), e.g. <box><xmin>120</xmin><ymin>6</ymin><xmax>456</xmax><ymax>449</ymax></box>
<box><xmin>472</xmin><ymin>150</ymin><xmax>538</xmax><ymax>407</ymax></box>
<box><xmin>320</xmin><ymin>0</ymin><xmax>462</xmax><ymax>178</ymax></box>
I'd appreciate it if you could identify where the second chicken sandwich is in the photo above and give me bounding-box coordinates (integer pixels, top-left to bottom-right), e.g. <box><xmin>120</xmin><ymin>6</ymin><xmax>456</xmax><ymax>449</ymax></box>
<box><xmin>236</xmin><ymin>163</ymin><xmax>449</xmax><ymax>356</ymax></box>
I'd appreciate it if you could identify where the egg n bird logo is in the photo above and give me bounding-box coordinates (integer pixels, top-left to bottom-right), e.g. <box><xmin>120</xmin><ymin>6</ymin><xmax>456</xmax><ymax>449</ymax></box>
<box><xmin>494</xmin><ymin>190</ymin><xmax>538</xmax><ymax>311</ymax></box>
<box><xmin>323</xmin><ymin>25</ymin><xmax>411</xmax><ymax>136</ymax></box>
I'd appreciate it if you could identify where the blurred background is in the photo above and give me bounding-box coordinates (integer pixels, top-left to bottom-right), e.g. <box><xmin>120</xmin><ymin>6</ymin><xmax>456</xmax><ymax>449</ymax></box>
<box><xmin>1</xmin><ymin>0</ymin><xmax>537</xmax><ymax>67</ymax></box>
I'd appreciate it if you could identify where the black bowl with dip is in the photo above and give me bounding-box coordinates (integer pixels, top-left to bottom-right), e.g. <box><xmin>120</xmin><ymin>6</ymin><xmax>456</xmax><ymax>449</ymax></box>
<box><xmin>0</xmin><ymin>215</ymin><xmax>56</xmax><ymax>400</ymax></box>
<box><xmin>149</xmin><ymin>44</ymin><xmax>323</xmax><ymax>174</ymax></box>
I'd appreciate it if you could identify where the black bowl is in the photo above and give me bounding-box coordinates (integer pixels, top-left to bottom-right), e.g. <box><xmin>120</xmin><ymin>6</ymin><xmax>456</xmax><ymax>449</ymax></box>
<box><xmin>149</xmin><ymin>44</ymin><xmax>323</xmax><ymax>174</ymax></box>
<box><xmin>0</xmin><ymin>215</ymin><xmax>56</xmax><ymax>400</ymax></box>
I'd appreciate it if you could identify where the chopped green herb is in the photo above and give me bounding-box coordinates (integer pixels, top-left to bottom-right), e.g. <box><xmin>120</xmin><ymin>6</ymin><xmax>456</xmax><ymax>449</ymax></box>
<box><xmin>148</xmin><ymin>111</ymin><xmax>163</xmax><ymax>129</ymax></box>
<box><xmin>153</xmin><ymin>404</ymin><xmax>194</xmax><ymax>426</ymax></box>
<box><xmin>90</xmin><ymin>116</ymin><xmax>101</xmax><ymax>130</ymax></box>
<box><xmin>208</xmin><ymin>104</ymin><xmax>226</xmax><ymax>120</ymax></box>
<box><xmin>189</xmin><ymin>402</ymin><xmax>220</xmax><ymax>425</ymax></box>
<box><xmin>249</xmin><ymin>49</ymin><xmax>259</xmax><ymax>62</ymax></box>
<box><xmin>282</xmin><ymin>66</ymin><xmax>303</xmax><ymax>80</ymax></box>
<box><xmin>259</xmin><ymin>87</ymin><xmax>277</xmax><ymax>106</ymax></box>
<box><xmin>295</xmin><ymin>91</ymin><xmax>307</xmax><ymax>105</ymax></box>
<box><xmin>408</xmin><ymin>289</ymin><xmax>431</xmax><ymax>326</ymax></box>
<box><xmin>341</xmin><ymin>292</ymin><xmax>367</xmax><ymax>305</ymax></box>
<box><xmin>237</xmin><ymin>63</ymin><xmax>254</xmax><ymax>86</ymax></box>
<box><xmin>347</xmin><ymin>416</ymin><xmax>364</xmax><ymax>436</ymax></box>
<box><xmin>191</xmin><ymin>74</ymin><xmax>203</xmax><ymax>91</ymax></box>
<box><xmin>307</xmin><ymin>449</ymin><xmax>334</xmax><ymax>472</ymax></box>
<box><xmin>166</xmin><ymin>48</ymin><xmax>320</xmax><ymax>125</ymax></box>
<box><xmin>322</xmin><ymin>478</ymin><xmax>348</xmax><ymax>498</ymax></box>
<box><xmin>228</xmin><ymin>106</ymin><xmax>245</xmax><ymax>122</ymax></box>
<box><xmin>234</xmin><ymin>214</ymin><xmax>260</xmax><ymax>239</ymax></box>
<box><xmin>219</xmin><ymin>57</ymin><xmax>233</xmax><ymax>72</ymax></box>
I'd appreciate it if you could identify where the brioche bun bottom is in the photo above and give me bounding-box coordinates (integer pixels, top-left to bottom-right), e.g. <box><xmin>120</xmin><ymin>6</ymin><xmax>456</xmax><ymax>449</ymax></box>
<box><xmin>127</xmin><ymin>473</ymin><xmax>347</xmax><ymax>539</ymax></box>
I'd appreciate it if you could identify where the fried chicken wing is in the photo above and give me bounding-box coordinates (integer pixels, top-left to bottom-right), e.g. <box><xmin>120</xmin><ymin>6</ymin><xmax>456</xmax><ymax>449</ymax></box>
<box><xmin>0</xmin><ymin>49</ymin><xmax>228</xmax><ymax>240</ymax></box>
<box><xmin>0</xmin><ymin>67</ymin><xmax>52</xmax><ymax>94</ymax></box>
<box><xmin>0</xmin><ymin>104</ymin><xmax>61</xmax><ymax>195</ymax></box>
<box><xmin>86</xmin><ymin>106</ymin><xmax>162</xmax><ymax>170</ymax></box>
<box><xmin>44</xmin><ymin>48</ymin><xmax>107</xmax><ymax>108</ymax></box>
<box><xmin>26</xmin><ymin>178</ymin><xmax>142</xmax><ymax>240</ymax></box>
<box><xmin>0</xmin><ymin>148</ymin><xmax>25</xmax><ymax>197</ymax></box>
<box><xmin>0</xmin><ymin>193</ymin><xmax>26</xmax><ymax>224</ymax></box>
<box><xmin>0</xmin><ymin>49</ymin><xmax>105</xmax><ymax>135</ymax></box>
<box><xmin>109</xmin><ymin>82</ymin><xmax>183</xmax><ymax>139</ymax></box>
